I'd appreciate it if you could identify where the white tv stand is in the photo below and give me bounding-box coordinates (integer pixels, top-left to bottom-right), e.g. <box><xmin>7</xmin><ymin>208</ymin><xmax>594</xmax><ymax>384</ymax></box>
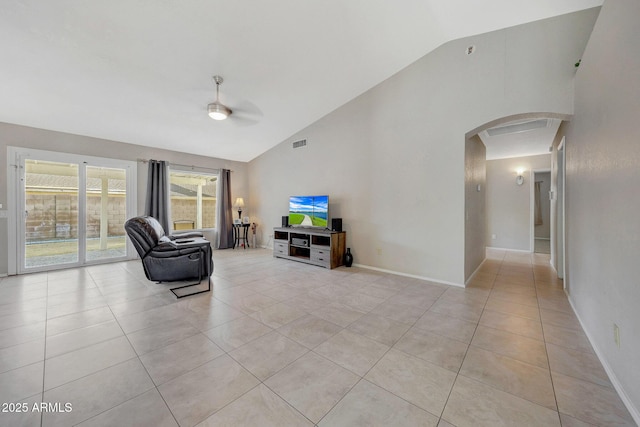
<box><xmin>273</xmin><ymin>227</ymin><xmax>346</xmax><ymax>269</ymax></box>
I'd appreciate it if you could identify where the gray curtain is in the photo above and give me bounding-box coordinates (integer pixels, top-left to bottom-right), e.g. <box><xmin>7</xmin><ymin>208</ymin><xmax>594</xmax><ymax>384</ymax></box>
<box><xmin>534</xmin><ymin>181</ymin><xmax>543</xmax><ymax>226</ymax></box>
<box><xmin>144</xmin><ymin>160</ymin><xmax>170</xmax><ymax>231</ymax></box>
<box><xmin>217</xmin><ymin>169</ymin><xmax>234</xmax><ymax>249</ymax></box>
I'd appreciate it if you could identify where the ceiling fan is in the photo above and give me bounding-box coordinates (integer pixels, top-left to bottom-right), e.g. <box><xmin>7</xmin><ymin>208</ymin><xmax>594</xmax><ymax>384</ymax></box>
<box><xmin>206</xmin><ymin>75</ymin><xmax>262</xmax><ymax>126</ymax></box>
<box><xmin>208</xmin><ymin>75</ymin><xmax>231</xmax><ymax>120</ymax></box>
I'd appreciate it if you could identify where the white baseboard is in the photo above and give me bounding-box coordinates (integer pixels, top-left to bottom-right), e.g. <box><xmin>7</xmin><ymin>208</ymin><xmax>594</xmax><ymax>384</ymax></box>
<box><xmin>465</xmin><ymin>258</ymin><xmax>487</xmax><ymax>287</ymax></box>
<box><xmin>486</xmin><ymin>246</ymin><xmax>531</xmax><ymax>253</ymax></box>
<box><xmin>0</xmin><ymin>273</ymin><xmax>7</xmax><ymax>278</ymax></box>
<box><xmin>566</xmin><ymin>294</ymin><xmax>640</xmax><ymax>425</ymax></box>
<box><xmin>351</xmin><ymin>263</ymin><xmax>464</xmax><ymax>288</ymax></box>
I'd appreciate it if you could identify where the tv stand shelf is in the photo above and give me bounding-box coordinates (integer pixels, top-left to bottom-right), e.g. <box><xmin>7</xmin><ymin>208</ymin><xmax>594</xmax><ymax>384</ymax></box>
<box><xmin>273</xmin><ymin>227</ymin><xmax>346</xmax><ymax>269</ymax></box>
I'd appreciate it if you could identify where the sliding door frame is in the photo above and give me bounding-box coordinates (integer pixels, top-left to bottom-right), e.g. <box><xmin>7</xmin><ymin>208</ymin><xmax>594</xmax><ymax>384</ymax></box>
<box><xmin>7</xmin><ymin>147</ymin><xmax>137</xmax><ymax>274</ymax></box>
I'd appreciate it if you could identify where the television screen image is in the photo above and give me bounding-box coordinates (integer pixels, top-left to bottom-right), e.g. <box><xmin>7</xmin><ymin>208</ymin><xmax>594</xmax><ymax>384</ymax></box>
<box><xmin>289</xmin><ymin>195</ymin><xmax>328</xmax><ymax>228</ymax></box>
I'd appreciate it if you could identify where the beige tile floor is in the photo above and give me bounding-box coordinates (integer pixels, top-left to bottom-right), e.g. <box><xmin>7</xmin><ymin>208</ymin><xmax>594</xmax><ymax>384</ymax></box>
<box><xmin>0</xmin><ymin>248</ymin><xmax>635</xmax><ymax>426</ymax></box>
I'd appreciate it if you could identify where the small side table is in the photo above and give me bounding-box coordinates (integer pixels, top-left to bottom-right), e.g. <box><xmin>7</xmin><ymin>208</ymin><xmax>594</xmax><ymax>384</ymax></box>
<box><xmin>233</xmin><ymin>223</ymin><xmax>250</xmax><ymax>249</ymax></box>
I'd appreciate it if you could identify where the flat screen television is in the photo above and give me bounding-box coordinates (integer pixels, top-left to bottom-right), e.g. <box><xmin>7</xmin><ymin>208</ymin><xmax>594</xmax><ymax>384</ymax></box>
<box><xmin>289</xmin><ymin>195</ymin><xmax>328</xmax><ymax>228</ymax></box>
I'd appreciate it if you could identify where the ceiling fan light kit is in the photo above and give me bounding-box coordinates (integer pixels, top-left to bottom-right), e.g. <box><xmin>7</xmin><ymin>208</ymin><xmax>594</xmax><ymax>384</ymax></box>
<box><xmin>208</xmin><ymin>103</ymin><xmax>231</xmax><ymax>120</ymax></box>
<box><xmin>208</xmin><ymin>75</ymin><xmax>232</xmax><ymax>120</ymax></box>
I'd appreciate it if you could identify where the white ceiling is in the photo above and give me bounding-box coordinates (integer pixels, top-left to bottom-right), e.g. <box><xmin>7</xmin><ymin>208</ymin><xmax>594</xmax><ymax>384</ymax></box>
<box><xmin>0</xmin><ymin>0</ymin><xmax>601</xmax><ymax>162</ymax></box>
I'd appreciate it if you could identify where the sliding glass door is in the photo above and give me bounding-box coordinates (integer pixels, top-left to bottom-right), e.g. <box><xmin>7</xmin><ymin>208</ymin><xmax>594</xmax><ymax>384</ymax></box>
<box><xmin>14</xmin><ymin>148</ymin><xmax>137</xmax><ymax>273</ymax></box>
<box><xmin>85</xmin><ymin>166</ymin><xmax>128</xmax><ymax>261</ymax></box>
<box><xmin>23</xmin><ymin>159</ymin><xmax>80</xmax><ymax>268</ymax></box>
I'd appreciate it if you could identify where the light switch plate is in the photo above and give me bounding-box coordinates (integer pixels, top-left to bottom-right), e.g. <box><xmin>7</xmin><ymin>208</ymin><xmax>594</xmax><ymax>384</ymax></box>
<box><xmin>0</xmin><ymin>210</ymin><xmax>8</xmax><ymax>219</ymax></box>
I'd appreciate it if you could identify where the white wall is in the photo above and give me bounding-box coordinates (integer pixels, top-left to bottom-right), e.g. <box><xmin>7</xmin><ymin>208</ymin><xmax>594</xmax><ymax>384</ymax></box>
<box><xmin>249</xmin><ymin>9</ymin><xmax>599</xmax><ymax>285</ymax></box>
<box><xmin>464</xmin><ymin>135</ymin><xmax>486</xmax><ymax>280</ymax></box>
<box><xmin>564</xmin><ymin>0</ymin><xmax>640</xmax><ymax>420</ymax></box>
<box><xmin>486</xmin><ymin>154</ymin><xmax>551</xmax><ymax>251</ymax></box>
<box><xmin>0</xmin><ymin>122</ymin><xmax>248</xmax><ymax>275</ymax></box>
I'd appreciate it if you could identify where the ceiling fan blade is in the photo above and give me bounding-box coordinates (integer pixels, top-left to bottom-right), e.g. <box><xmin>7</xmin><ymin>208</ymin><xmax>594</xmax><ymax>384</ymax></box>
<box><xmin>228</xmin><ymin>100</ymin><xmax>263</xmax><ymax>127</ymax></box>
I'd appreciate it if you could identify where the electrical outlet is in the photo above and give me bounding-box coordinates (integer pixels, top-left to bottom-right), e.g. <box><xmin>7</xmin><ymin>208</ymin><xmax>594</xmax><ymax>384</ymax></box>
<box><xmin>376</xmin><ymin>248</ymin><xmax>382</xmax><ymax>255</ymax></box>
<box><xmin>614</xmin><ymin>323</ymin><xmax>620</xmax><ymax>348</ymax></box>
<box><xmin>491</xmin><ymin>234</ymin><xmax>497</xmax><ymax>240</ymax></box>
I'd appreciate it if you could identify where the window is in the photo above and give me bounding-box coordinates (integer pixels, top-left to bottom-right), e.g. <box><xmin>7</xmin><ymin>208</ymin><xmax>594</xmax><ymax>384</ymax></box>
<box><xmin>169</xmin><ymin>169</ymin><xmax>218</xmax><ymax>231</ymax></box>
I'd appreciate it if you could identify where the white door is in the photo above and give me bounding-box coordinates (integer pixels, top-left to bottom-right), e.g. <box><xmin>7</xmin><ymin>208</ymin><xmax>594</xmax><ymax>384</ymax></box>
<box><xmin>12</xmin><ymin>148</ymin><xmax>137</xmax><ymax>273</ymax></box>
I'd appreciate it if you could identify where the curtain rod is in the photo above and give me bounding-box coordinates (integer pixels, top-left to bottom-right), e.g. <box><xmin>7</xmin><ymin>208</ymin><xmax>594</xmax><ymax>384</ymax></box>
<box><xmin>136</xmin><ymin>158</ymin><xmax>232</xmax><ymax>173</ymax></box>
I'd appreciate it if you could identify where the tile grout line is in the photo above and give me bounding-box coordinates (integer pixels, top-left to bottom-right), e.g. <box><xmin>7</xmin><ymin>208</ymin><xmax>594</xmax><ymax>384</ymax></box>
<box><xmin>74</xmin><ymin>265</ymin><xmax>181</xmax><ymax>427</ymax></box>
<box><xmin>481</xmin><ymin>255</ymin><xmax>568</xmax><ymax>417</ymax></box>
<box><xmin>534</xmin><ymin>262</ymin><xmax>564</xmax><ymax>426</ymax></box>
<box><xmin>440</xmin><ymin>252</ymin><xmax>571</xmax><ymax>421</ymax></box>
<box><xmin>214</xmin><ymin>274</ymin><xmax>369</xmax><ymax>423</ymax></box>
<box><xmin>142</xmin><ymin>287</ymin><xmax>314</xmax><ymax>425</ymax></box>
<box><xmin>435</xmin><ymin>253</ymin><xmax>502</xmax><ymax>423</ymax></box>
<box><xmin>219</xmin><ymin>275</ymin><xmax>426</xmax><ymax>424</ymax></box>
<box><xmin>313</xmin><ymin>280</ymin><xmax>458</xmax><ymax>424</ymax></box>
<box><xmin>300</xmin><ymin>284</ymin><xmax>416</xmax><ymax>425</ymax></box>
<box><xmin>196</xmin><ymin>324</ymin><xmax>316</xmax><ymax>425</ymax></box>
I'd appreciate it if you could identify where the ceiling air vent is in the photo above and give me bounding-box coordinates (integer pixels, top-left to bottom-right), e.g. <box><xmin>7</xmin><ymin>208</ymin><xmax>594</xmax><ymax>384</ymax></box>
<box><xmin>292</xmin><ymin>139</ymin><xmax>307</xmax><ymax>149</ymax></box>
<box><xmin>486</xmin><ymin>119</ymin><xmax>549</xmax><ymax>137</ymax></box>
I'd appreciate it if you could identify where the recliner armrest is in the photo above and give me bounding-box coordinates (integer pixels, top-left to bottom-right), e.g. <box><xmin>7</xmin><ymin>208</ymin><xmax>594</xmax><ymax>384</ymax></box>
<box><xmin>169</xmin><ymin>231</ymin><xmax>204</xmax><ymax>239</ymax></box>
<box><xmin>151</xmin><ymin>242</ymin><xmax>202</xmax><ymax>257</ymax></box>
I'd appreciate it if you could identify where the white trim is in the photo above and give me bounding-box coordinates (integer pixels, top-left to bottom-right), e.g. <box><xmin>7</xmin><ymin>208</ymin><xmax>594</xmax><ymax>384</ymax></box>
<box><xmin>351</xmin><ymin>263</ymin><xmax>465</xmax><ymax>288</ymax></box>
<box><xmin>485</xmin><ymin>246</ymin><xmax>531</xmax><ymax>253</ymax></box>
<box><xmin>79</xmin><ymin>158</ymin><xmax>87</xmax><ymax>264</ymax></box>
<box><xmin>465</xmin><ymin>257</ymin><xmax>487</xmax><ymax>286</ymax></box>
<box><xmin>560</xmin><ymin>138</ymin><xmax>567</xmax><ymax>284</ymax></box>
<box><xmin>529</xmin><ymin>169</ymin><xmax>535</xmax><ymax>252</ymax></box>
<box><xmin>7</xmin><ymin>147</ymin><xmax>18</xmax><ymax>275</ymax></box>
<box><xmin>566</xmin><ymin>296</ymin><xmax>640</xmax><ymax>425</ymax></box>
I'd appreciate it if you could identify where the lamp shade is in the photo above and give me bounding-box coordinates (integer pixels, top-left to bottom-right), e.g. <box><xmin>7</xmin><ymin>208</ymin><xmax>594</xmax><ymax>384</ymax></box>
<box><xmin>234</xmin><ymin>197</ymin><xmax>245</xmax><ymax>208</ymax></box>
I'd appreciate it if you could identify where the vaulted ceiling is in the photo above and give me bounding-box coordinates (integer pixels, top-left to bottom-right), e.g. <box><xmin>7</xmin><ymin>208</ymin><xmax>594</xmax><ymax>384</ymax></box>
<box><xmin>0</xmin><ymin>0</ymin><xmax>601</xmax><ymax>162</ymax></box>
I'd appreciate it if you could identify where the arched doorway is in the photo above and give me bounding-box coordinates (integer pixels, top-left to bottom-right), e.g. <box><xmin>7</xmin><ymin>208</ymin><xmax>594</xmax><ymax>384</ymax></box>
<box><xmin>464</xmin><ymin>112</ymin><xmax>570</xmax><ymax>283</ymax></box>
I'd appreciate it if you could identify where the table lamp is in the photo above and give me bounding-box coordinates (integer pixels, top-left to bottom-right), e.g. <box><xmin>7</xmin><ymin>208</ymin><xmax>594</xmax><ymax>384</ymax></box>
<box><xmin>234</xmin><ymin>197</ymin><xmax>245</xmax><ymax>220</ymax></box>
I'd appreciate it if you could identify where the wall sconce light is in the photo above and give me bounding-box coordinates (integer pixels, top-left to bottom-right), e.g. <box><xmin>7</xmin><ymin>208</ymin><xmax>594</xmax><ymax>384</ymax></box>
<box><xmin>234</xmin><ymin>197</ymin><xmax>245</xmax><ymax>219</ymax></box>
<box><xmin>516</xmin><ymin>168</ymin><xmax>525</xmax><ymax>186</ymax></box>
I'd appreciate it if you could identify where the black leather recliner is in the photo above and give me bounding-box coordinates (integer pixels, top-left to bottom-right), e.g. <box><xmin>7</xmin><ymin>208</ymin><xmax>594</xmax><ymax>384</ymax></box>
<box><xmin>124</xmin><ymin>216</ymin><xmax>213</xmax><ymax>282</ymax></box>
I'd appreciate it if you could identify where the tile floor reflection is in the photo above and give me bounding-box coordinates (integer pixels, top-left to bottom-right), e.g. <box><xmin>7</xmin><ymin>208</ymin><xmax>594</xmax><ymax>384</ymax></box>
<box><xmin>0</xmin><ymin>248</ymin><xmax>635</xmax><ymax>426</ymax></box>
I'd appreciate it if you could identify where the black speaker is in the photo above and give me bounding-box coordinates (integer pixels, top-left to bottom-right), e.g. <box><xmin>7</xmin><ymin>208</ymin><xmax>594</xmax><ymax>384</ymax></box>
<box><xmin>331</xmin><ymin>218</ymin><xmax>342</xmax><ymax>232</ymax></box>
<box><xmin>282</xmin><ymin>216</ymin><xmax>289</xmax><ymax>227</ymax></box>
